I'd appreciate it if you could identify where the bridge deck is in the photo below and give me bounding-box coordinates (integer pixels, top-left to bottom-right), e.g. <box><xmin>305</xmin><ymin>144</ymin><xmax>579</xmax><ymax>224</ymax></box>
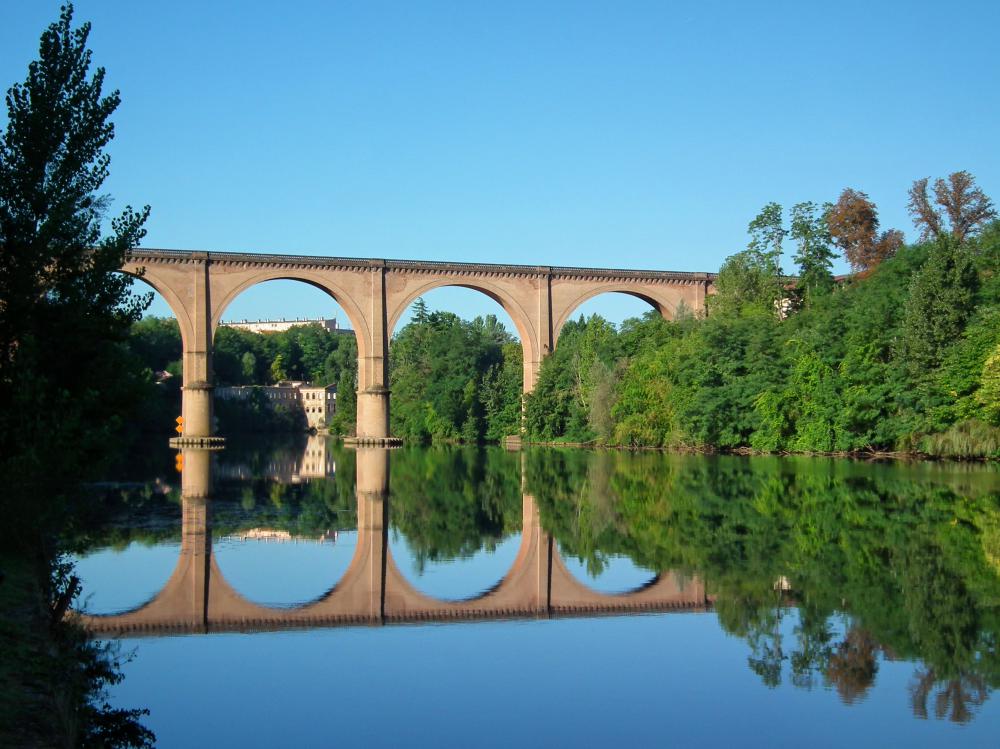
<box><xmin>128</xmin><ymin>248</ymin><xmax>716</xmax><ymax>282</ymax></box>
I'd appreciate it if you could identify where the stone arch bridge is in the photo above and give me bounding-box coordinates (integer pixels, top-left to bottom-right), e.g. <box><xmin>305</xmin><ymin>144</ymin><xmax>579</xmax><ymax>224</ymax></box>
<box><xmin>122</xmin><ymin>250</ymin><xmax>714</xmax><ymax>442</ymax></box>
<box><xmin>78</xmin><ymin>448</ymin><xmax>710</xmax><ymax>637</ymax></box>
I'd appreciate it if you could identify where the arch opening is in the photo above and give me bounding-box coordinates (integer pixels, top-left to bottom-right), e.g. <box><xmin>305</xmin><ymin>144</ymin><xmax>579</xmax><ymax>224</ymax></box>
<box><xmin>212</xmin><ymin>531</ymin><xmax>357</xmax><ymax>610</ymax></box>
<box><xmin>388</xmin><ymin>286</ymin><xmax>526</xmax><ymax>444</ymax></box>
<box><xmin>386</xmin><ymin>445</ymin><xmax>524</xmax><ymax>601</ymax></box>
<box><xmin>553</xmin><ymin>288</ymin><xmax>677</xmax><ymax>347</ymax></box>
<box><xmin>388</xmin><ymin>530</ymin><xmax>522</xmax><ymax>603</ymax></box>
<box><xmin>211</xmin><ymin>279</ymin><xmax>362</xmax><ymax>437</ymax></box>
<box><xmin>556</xmin><ymin>543</ymin><xmax>658</xmax><ymax>596</ymax></box>
<box><xmin>72</xmin><ymin>541</ymin><xmax>181</xmax><ymax>616</ymax></box>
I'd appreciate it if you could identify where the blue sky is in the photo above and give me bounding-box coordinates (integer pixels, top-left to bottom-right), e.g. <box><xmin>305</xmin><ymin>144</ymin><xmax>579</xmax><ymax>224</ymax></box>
<box><xmin>3</xmin><ymin>1</ymin><xmax>998</xmax><ymax>328</ymax></box>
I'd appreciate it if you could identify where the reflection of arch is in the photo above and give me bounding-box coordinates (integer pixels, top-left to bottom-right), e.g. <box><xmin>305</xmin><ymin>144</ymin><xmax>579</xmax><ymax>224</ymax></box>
<box><xmin>552</xmin><ymin>284</ymin><xmax>682</xmax><ymax>346</ymax></box>
<box><xmin>386</xmin><ymin>278</ymin><xmax>538</xmax><ymax>386</ymax></box>
<box><xmin>118</xmin><ymin>268</ymin><xmax>194</xmax><ymax>352</ymax></box>
<box><xmin>78</xmin><ymin>493</ymin><xmax>709</xmax><ymax>636</ymax></box>
<box><xmin>210</xmin><ymin>269</ymin><xmax>372</xmax><ymax>363</ymax></box>
<box><xmin>387</xmin><ymin>532</ymin><xmax>520</xmax><ymax>604</ymax></box>
<box><xmin>556</xmin><ymin>547</ymin><xmax>661</xmax><ymax>597</ymax></box>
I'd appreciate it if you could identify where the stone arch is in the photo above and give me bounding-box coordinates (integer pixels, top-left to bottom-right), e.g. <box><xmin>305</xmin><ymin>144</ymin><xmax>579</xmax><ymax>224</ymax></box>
<box><xmin>386</xmin><ymin>278</ymin><xmax>539</xmax><ymax>388</ymax></box>
<box><xmin>552</xmin><ymin>283</ymin><xmax>684</xmax><ymax>346</ymax></box>
<box><xmin>211</xmin><ymin>270</ymin><xmax>372</xmax><ymax>363</ymax></box>
<box><xmin>118</xmin><ymin>267</ymin><xmax>195</xmax><ymax>353</ymax></box>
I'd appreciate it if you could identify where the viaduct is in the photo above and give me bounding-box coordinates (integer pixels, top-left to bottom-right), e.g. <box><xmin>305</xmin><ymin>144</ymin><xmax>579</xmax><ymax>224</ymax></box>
<box><xmin>78</xmin><ymin>447</ymin><xmax>711</xmax><ymax>637</ymax></box>
<box><xmin>122</xmin><ymin>249</ymin><xmax>715</xmax><ymax>443</ymax></box>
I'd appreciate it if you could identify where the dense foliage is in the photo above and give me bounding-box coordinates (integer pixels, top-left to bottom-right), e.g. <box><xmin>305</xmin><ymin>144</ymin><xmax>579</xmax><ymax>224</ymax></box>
<box><xmin>389</xmin><ymin>304</ymin><xmax>522</xmax><ymax>442</ymax></box>
<box><xmin>526</xmin><ymin>186</ymin><xmax>1000</xmax><ymax>458</ymax></box>
<box><xmin>389</xmin><ymin>446</ymin><xmax>522</xmax><ymax>569</ymax></box>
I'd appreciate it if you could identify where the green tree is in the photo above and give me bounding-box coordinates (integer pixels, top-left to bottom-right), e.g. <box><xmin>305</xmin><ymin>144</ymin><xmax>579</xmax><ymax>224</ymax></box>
<box><xmin>790</xmin><ymin>201</ymin><xmax>835</xmax><ymax>303</ymax></box>
<box><xmin>901</xmin><ymin>236</ymin><xmax>979</xmax><ymax>371</ymax></box>
<box><xmin>270</xmin><ymin>353</ymin><xmax>288</xmax><ymax>382</ymax></box>
<box><xmin>0</xmin><ymin>5</ymin><xmax>155</xmax><ymax>745</ymax></box>
<box><xmin>0</xmin><ymin>3</ymin><xmax>151</xmax><ymax>532</ymax></box>
<box><xmin>709</xmin><ymin>250</ymin><xmax>782</xmax><ymax>317</ymax></box>
<box><xmin>241</xmin><ymin>351</ymin><xmax>257</xmax><ymax>382</ymax></box>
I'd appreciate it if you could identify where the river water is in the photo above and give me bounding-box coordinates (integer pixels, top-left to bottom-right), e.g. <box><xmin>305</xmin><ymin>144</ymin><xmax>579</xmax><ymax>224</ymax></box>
<box><xmin>73</xmin><ymin>436</ymin><xmax>1000</xmax><ymax>747</ymax></box>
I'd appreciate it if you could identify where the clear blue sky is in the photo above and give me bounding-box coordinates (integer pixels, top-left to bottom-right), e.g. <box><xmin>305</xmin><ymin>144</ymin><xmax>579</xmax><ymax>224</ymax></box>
<box><xmin>3</xmin><ymin>1</ymin><xmax>998</xmax><ymax>328</ymax></box>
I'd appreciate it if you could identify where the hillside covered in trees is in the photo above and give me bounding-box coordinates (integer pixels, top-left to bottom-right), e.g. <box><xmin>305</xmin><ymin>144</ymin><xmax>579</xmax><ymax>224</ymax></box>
<box><xmin>526</xmin><ymin>172</ymin><xmax>1000</xmax><ymax>457</ymax></box>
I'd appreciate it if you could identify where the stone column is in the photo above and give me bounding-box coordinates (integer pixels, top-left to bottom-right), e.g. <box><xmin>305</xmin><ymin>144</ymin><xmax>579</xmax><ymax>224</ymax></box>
<box><xmin>181</xmin><ymin>255</ymin><xmax>215</xmax><ymax>439</ymax></box>
<box><xmin>356</xmin><ymin>261</ymin><xmax>391</xmax><ymax>441</ymax></box>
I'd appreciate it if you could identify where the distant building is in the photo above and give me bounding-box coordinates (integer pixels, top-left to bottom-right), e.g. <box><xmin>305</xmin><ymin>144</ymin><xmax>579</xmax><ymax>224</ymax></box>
<box><xmin>299</xmin><ymin>383</ymin><xmax>337</xmax><ymax>431</ymax></box>
<box><xmin>219</xmin><ymin>317</ymin><xmax>352</xmax><ymax>335</ymax></box>
<box><xmin>215</xmin><ymin>380</ymin><xmax>337</xmax><ymax>431</ymax></box>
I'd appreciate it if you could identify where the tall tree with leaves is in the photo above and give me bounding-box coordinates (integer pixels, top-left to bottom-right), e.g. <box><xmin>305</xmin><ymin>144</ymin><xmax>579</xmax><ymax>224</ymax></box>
<box><xmin>790</xmin><ymin>201</ymin><xmax>835</xmax><ymax>303</ymax></box>
<box><xmin>908</xmin><ymin>171</ymin><xmax>996</xmax><ymax>244</ymax></box>
<box><xmin>901</xmin><ymin>235</ymin><xmax>979</xmax><ymax>371</ymax></box>
<box><xmin>0</xmin><ymin>3</ymin><xmax>151</xmax><ymax>530</ymax></box>
<box><xmin>0</xmin><ymin>6</ymin><xmax>155</xmax><ymax>746</ymax></box>
<box><xmin>710</xmin><ymin>203</ymin><xmax>787</xmax><ymax>318</ymax></box>
<box><xmin>747</xmin><ymin>202</ymin><xmax>786</xmax><ymax>272</ymax></box>
<box><xmin>826</xmin><ymin>188</ymin><xmax>902</xmax><ymax>274</ymax></box>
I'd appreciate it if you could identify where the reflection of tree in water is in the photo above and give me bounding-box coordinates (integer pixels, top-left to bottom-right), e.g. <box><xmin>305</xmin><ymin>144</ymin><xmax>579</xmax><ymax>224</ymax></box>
<box><xmin>911</xmin><ymin>670</ymin><xmax>988</xmax><ymax>724</ymax></box>
<box><xmin>76</xmin><ymin>439</ymin><xmax>360</xmax><ymax>549</ymax></box>
<box><xmin>389</xmin><ymin>446</ymin><xmax>522</xmax><ymax>572</ymax></box>
<box><xmin>525</xmin><ymin>448</ymin><xmax>1000</xmax><ymax>722</ymax></box>
<box><xmin>825</xmin><ymin>626</ymin><xmax>878</xmax><ymax>703</ymax></box>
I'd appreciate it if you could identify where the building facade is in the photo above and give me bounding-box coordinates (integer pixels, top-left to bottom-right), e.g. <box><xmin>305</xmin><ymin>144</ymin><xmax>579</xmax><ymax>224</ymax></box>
<box><xmin>215</xmin><ymin>381</ymin><xmax>337</xmax><ymax>431</ymax></box>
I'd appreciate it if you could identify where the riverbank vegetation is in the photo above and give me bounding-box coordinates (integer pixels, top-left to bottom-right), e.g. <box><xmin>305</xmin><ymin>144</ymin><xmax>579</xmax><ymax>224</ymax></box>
<box><xmin>129</xmin><ymin>176</ymin><xmax>1000</xmax><ymax>458</ymax></box>
<box><xmin>526</xmin><ymin>176</ymin><xmax>1000</xmax><ymax>458</ymax></box>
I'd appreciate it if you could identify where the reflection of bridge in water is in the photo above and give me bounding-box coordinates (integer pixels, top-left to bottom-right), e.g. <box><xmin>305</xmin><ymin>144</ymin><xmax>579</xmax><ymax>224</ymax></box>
<box><xmin>78</xmin><ymin>448</ymin><xmax>709</xmax><ymax>637</ymax></box>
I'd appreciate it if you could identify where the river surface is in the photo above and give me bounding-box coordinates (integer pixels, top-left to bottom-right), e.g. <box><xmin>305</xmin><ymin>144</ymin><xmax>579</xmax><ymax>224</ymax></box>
<box><xmin>72</xmin><ymin>436</ymin><xmax>1000</xmax><ymax>747</ymax></box>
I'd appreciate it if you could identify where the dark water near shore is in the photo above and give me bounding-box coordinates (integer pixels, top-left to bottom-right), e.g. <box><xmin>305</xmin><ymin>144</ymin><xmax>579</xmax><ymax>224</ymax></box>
<box><xmin>73</xmin><ymin>436</ymin><xmax>1000</xmax><ymax>747</ymax></box>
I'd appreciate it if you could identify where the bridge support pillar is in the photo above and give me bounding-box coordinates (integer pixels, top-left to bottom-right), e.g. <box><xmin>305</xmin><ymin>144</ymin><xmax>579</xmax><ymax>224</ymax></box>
<box><xmin>355</xmin><ymin>262</ymin><xmax>395</xmax><ymax>443</ymax></box>
<box><xmin>181</xmin><ymin>380</ymin><xmax>214</xmax><ymax>441</ymax></box>
<box><xmin>177</xmin><ymin>255</ymin><xmax>221</xmax><ymax>444</ymax></box>
<box><xmin>356</xmin><ymin>385</ymin><xmax>391</xmax><ymax>443</ymax></box>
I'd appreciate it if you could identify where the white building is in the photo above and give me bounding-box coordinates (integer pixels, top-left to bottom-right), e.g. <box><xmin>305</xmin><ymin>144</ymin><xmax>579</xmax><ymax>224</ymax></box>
<box><xmin>215</xmin><ymin>381</ymin><xmax>336</xmax><ymax>431</ymax></box>
<box><xmin>299</xmin><ymin>383</ymin><xmax>337</xmax><ymax>431</ymax></box>
<box><xmin>218</xmin><ymin>317</ymin><xmax>352</xmax><ymax>335</ymax></box>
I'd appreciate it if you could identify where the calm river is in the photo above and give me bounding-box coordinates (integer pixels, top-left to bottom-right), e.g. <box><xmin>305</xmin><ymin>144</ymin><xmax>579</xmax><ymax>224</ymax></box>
<box><xmin>72</xmin><ymin>437</ymin><xmax>1000</xmax><ymax>747</ymax></box>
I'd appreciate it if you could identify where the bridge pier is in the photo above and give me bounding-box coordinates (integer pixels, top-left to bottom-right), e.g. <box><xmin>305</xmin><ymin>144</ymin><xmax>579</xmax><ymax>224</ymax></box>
<box><xmin>355</xmin><ymin>386</ymin><xmax>393</xmax><ymax>444</ymax></box>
